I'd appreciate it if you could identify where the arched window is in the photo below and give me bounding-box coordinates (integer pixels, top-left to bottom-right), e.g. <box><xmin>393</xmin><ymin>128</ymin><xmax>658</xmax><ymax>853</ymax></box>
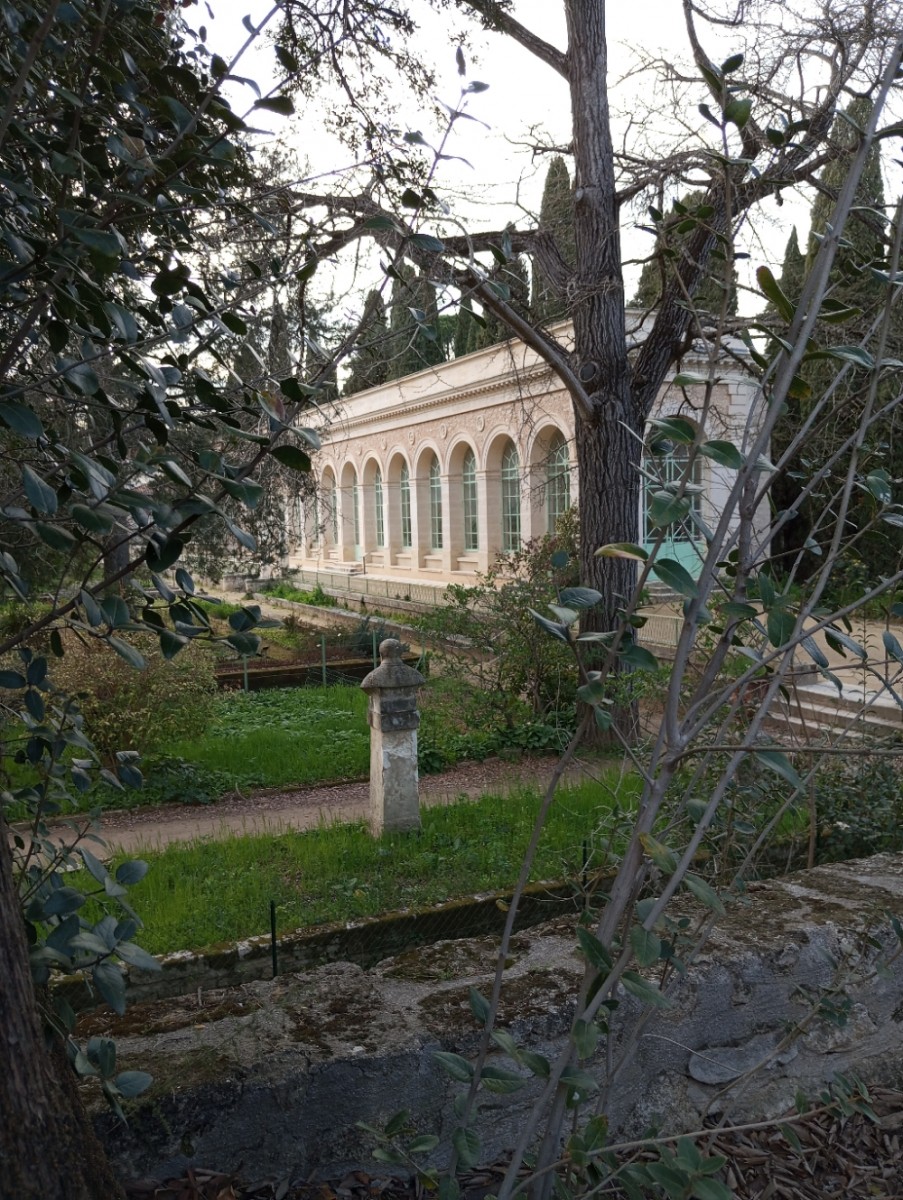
<box><xmin>429</xmin><ymin>455</ymin><xmax>443</xmax><ymax>550</ymax></box>
<box><xmin>307</xmin><ymin>491</ymin><xmax>319</xmax><ymax>545</ymax></box>
<box><xmin>374</xmin><ymin>467</ymin><xmax>385</xmax><ymax>547</ymax></box>
<box><xmin>642</xmin><ymin>445</ymin><xmax>702</xmax><ymax>543</ymax></box>
<box><xmin>501</xmin><ymin>442</ymin><xmax>521</xmax><ymax>552</ymax></box>
<box><xmin>546</xmin><ymin>434</ymin><xmax>571</xmax><ymax>533</ymax></box>
<box><xmin>462</xmin><ymin>450</ymin><xmax>478</xmax><ymax>551</ymax></box>
<box><xmin>400</xmin><ymin>463</ymin><xmax>412</xmax><ymax>549</ymax></box>
<box><xmin>330</xmin><ymin>481</ymin><xmax>338</xmax><ymax>544</ymax></box>
<box><xmin>351</xmin><ymin>472</ymin><xmax>361</xmax><ymax>548</ymax></box>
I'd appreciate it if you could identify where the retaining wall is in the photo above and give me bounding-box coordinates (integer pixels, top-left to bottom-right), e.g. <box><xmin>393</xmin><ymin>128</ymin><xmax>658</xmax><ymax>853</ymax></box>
<box><xmin>94</xmin><ymin>853</ymin><xmax>903</xmax><ymax>1186</ymax></box>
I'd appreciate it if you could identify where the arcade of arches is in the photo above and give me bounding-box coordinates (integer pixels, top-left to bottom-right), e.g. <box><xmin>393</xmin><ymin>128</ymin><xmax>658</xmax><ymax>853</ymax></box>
<box><xmin>285</xmin><ymin>320</ymin><xmax>760</xmax><ymax>587</ymax></box>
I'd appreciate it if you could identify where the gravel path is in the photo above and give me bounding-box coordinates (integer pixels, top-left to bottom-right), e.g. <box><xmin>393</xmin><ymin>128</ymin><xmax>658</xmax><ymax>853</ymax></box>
<box><xmin>58</xmin><ymin>756</ymin><xmax>566</xmax><ymax>855</ymax></box>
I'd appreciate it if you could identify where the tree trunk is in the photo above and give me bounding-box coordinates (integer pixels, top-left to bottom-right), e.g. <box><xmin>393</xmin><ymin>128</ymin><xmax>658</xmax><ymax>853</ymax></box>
<box><xmin>565</xmin><ymin>0</ymin><xmax>642</xmax><ymax>740</ymax></box>
<box><xmin>102</xmin><ymin>525</ymin><xmax>132</xmax><ymax>595</ymax></box>
<box><xmin>0</xmin><ymin>815</ymin><xmax>126</xmax><ymax>1200</ymax></box>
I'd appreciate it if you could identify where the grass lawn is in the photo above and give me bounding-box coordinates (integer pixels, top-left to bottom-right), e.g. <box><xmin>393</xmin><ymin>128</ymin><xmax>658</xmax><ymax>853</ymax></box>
<box><xmin>98</xmin><ymin>769</ymin><xmax>640</xmax><ymax>956</ymax></box>
<box><xmin>155</xmin><ymin>685</ymin><xmax>371</xmax><ymax>791</ymax></box>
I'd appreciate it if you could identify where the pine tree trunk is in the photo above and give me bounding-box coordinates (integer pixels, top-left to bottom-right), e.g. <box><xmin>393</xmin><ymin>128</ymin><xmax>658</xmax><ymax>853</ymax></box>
<box><xmin>0</xmin><ymin>815</ymin><xmax>126</xmax><ymax>1200</ymax></box>
<box><xmin>565</xmin><ymin>0</ymin><xmax>642</xmax><ymax>741</ymax></box>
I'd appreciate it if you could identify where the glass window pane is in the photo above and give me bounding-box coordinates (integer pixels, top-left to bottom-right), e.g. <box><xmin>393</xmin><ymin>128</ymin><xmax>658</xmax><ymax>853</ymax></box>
<box><xmin>400</xmin><ymin>464</ymin><xmax>412</xmax><ymax>549</ymax></box>
<box><xmin>642</xmin><ymin>446</ymin><xmax>702</xmax><ymax>542</ymax></box>
<box><xmin>462</xmin><ymin>450</ymin><xmax>478</xmax><ymax>552</ymax></box>
<box><xmin>429</xmin><ymin>456</ymin><xmax>443</xmax><ymax>550</ymax></box>
<box><xmin>501</xmin><ymin>443</ymin><xmax>521</xmax><ymax>553</ymax></box>
<box><xmin>374</xmin><ymin>468</ymin><xmax>385</xmax><ymax>547</ymax></box>
<box><xmin>546</xmin><ymin>434</ymin><xmax>570</xmax><ymax>533</ymax></box>
<box><xmin>351</xmin><ymin>474</ymin><xmax>360</xmax><ymax>546</ymax></box>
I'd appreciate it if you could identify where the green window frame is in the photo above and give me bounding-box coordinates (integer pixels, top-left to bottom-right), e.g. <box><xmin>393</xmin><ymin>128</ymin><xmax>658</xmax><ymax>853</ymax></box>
<box><xmin>429</xmin><ymin>456</ymin><xmax>443</xmax><ymax>550</ymax></box>
<box><xmin>462</xmin><ymin>450</ymin><xmax>478</xmax><ymax>551</ymax></box>
<box><xmin>501</xmin><ymin>442</ymin><xmax>521</xmax><ymax>553</ymax></box>
<box><xmin>374</xmin><ymin>467</ymin><xmax>385</xmax><ymax>547</ymax></box>
<box><xmin>546</xmin><ymin>434</ymin><xmax>571</xmax><ymax>533</ymax></box>
<box><xmin>400</xmin><ymin>463</ymin><xmax>412</xmax><ymax>549</ymax></box>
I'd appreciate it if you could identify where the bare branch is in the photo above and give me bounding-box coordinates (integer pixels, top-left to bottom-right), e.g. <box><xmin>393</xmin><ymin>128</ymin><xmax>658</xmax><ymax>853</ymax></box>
<box><xmin>457</xmin><ymin>0</ymin><xmax>569</xmax><ymax>80</ymax></box>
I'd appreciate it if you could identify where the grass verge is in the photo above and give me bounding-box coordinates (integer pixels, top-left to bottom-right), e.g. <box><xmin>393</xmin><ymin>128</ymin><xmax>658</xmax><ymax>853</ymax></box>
<box><xmin>98</xmin><ymin>770</ymin><xmax>640</xmax><ymax>956</ymax></box>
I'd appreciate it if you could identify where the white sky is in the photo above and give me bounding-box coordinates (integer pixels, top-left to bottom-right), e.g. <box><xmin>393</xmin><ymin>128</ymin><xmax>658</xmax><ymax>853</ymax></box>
<box><xmin>199</xmin><ymin>1</ymin><xmax>857</xmax><ymax>318</ymax></box>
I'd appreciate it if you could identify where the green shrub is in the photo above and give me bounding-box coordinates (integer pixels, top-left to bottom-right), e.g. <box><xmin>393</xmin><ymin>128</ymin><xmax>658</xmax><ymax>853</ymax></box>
<box><xmin>348</xmin><ymin>614</ymin><xmax>393</xmax><ymax>658</ymax></box>
<box><xmin>51</xmin><ymin>636</ymin><xmax>218</xmax><ymax>760</ymax></box>
<box><xmin>194</xmin><ymin>598</ymin><xmax>245</xmax><ymax>621</ymax></box>
<box><xmin>418</xmin><ymin>526</ymin><xmax>580</xmax><ymax>723</ymax></box>
<box><xmin>263</xmin><ymin>580</ymin><xmax>336</xmax><ymax>607</ymax></box>
<box><xmin>813</xmin><ymin>757</ymin><xmax>903</xmax><ymax>862</ymax></box>
<box><xmin>0</xmin><ymin>600</ymin><xmax>51</xmax><ymax>645</ymax></box>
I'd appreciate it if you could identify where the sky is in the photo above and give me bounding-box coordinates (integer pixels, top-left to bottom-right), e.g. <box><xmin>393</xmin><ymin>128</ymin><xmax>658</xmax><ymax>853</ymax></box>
<box><xmin>197</xmin><ymin>1</ymin><xmax>858</xmax><ymax>318</ymax></box>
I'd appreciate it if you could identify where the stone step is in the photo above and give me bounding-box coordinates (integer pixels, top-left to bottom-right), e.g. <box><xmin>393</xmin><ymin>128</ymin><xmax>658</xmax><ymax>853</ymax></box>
<box><xmin>794</xmin><ymin>680</ymin><xmax>903</xmax><ymax>717</ymax></box>
<box><xmin>775</xmin><ymin>702</ymin><xmax>900</xmax><ymax>732</ymax></box>
<box><xmin>765</xmin><ymin>711</ymin><xmax>892</xmax><ymax>743</ymax></box>
<box><xmin>767</xmin><ymin>687</ymin><xmax>903</xmax><ymax>740</ymax></box>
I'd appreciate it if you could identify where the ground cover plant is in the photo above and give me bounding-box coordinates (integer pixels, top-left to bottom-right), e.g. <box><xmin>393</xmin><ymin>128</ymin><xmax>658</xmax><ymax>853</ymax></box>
<box><xmin>167</xmin><ymin>685</ymin><xmax>371</xmax><ymax>790</ymax></box>
<box><xmin>261</xmin><ymin>581</ymin><xmax>336</xmax><ymax>608</ymax></box>
<box><xmin>79</xmin><ymin>771</ymin><xmax>641</xmax><ymax>956</ymax></box>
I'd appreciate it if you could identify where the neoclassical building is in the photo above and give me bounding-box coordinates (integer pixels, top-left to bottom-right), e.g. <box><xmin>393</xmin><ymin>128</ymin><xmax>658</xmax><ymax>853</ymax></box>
<box><xmin>285</xmin><ymin>317</ymin><xmax>760</xmax><ymax>589</ymax></box>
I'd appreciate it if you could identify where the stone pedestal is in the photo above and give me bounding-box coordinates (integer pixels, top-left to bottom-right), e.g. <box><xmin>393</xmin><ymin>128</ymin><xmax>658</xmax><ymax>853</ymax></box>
<box><xmin>360</xmin><ymin>639</ymin><xmax>426</xmax><ymax>835</ymax></box>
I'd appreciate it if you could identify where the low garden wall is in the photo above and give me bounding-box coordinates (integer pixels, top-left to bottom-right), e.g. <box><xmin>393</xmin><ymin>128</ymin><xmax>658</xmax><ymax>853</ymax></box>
<box><xmin>94</xmin><ymin>852</ymin><xmax>903</xmax><ymax>1186</ymax></box>
<box><xmin>62</xmin><ymin>879</ymin><xmax>586</xmax><ymax>1010</ymax></box>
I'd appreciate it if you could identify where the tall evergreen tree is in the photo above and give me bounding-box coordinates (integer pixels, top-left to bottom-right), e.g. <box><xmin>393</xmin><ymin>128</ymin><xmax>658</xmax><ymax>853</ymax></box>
<box><xmin>453</xmin><ymin>293</ymin><xmax>477</xmax><ymax>357</ymax></box>
<box><xmin>771</xmin><ymin>97</ymin><xmax>902</xmax><ymax>583</ymax></box>
<box><xmin>475</xmin><ymin>256</ymin><xmax>531</xmax><ymax>349</ymax></box>
<box><xmin>777</xmin><ymin>227</ymin><xmax>806</xmax><ymax>306</ymax></box>
<box><xmin>386</xmin><ymin>263</ymin><xmax>446</xmax><ymax>379</ymax></box>
<box><xmin>806</xmin><ymin>97</ymin><xmax>886</xmax><ymax>300</ymax></box>
<box><xmin>344</xmin><ymin>290</ymin><xmax>389</xmax><ymax>395</ymax></box>
<box><xmin>632</xmin><ymin>191</ymin><xmax>738</xmax><ymax>316</ymax></box>
<box><xmin>531</xmin><ymin>156</ymin><xmax>575</xmax><ymax>322</ymax></box>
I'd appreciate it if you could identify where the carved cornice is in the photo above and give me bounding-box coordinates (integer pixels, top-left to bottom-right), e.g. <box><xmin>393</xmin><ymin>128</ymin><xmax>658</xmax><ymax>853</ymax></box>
<box><xmin>337</xmin><ymin>360</ymin><xmax>558</xmax><ymax>436</ymax></box>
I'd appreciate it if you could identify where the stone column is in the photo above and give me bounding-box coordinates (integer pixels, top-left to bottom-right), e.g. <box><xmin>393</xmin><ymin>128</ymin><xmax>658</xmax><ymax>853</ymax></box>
<box><xmin>360</xmin><ymin>640</ymin><xmax>426</xmax><ymax>835</ymax></box>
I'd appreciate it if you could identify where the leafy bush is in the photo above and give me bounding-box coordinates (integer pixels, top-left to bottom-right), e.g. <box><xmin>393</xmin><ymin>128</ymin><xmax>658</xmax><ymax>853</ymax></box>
<box><xmin>348</xmin><ymin>614</ymin><xmax>393</xmax><ymax>659</ymax></box>
<box><xmin>419</xmin><ymin>526</ymin><xmax>580</xmax><ymax>723</ymax></box>
<box><xmin>126</xmin><ymin>756</ymin><xmax>235</xmax><ymax>807</ymax></box>
<box><xmin>418</xmin><ymin>677</ymin><xmax>572</xmax><ymax>772</ymax></box>
<box><xmin>194</xmin><ymin>598</ymin><xmax>245</xmax><ymax>622</ymax></box>
<box><xmin>813</xmin><ymin>757</ymin><xmax>903</xmax><ymax>862</ymax></box>
<box><xmin>0</xmin><ymin>600</ymin><xmax>51</xmax><ymax>645</ymax></box>
<box><xmin>51</xmin><ymin>636</ymin><xmax>217</xmax><ymax>760</ymax></box>
<box><xmin>263</xmin><ymin>580</ymin><xmax>336</xmax><ymax>607</ymax></box>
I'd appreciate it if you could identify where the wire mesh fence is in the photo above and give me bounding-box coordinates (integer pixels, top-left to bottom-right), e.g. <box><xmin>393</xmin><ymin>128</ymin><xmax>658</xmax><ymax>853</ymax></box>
<box><xmin>216</xmin><ymin>629</ymin><xmax>430</xmax><ymax>691</ymax></box>
<box><xmin>92</xmin><ymin>869</ymin><xmax>600</xmax><ymax>1010</ymax></box>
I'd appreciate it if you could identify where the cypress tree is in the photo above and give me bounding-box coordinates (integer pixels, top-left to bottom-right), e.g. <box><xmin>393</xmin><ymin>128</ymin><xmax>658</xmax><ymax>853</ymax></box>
<box><xmin>344</xmin><ymin>290</ymin><xmax>389</xmax><ymax>395</ymax></box>
<box><xmin>454</xmin><ymin>294</ymin><xmax>478</xmax><ymax>357</ymax></box>
<box><xmin>771</xmin><ymin>97</ymin><xmax>903</xmax><ymax>584</ymax></box>
<box><xmin>807</xmin><ymin>96</ymin><xmax>885</xmax><ymax>301</ymax></box>
<box><xmin>476</xmin><ymin>255</ymin><xmax>531</xmax><ymax>349</ymax></box>
<box><xmin>777</xmin><ymin>227</ymin><xmax>806</xmax><ymax>306</ymax></box>
<box><xmin>532</xmin><ymin>156</ymin><xmax>575</xmax><ymax>322</ymax></box>
<box><xmin>386</xmin><ymin>263</ymin><xmax>446</xmax><ymax>379</ymax></box>
<box><xmin>632</xmin><ymin>190</ymin><xmax>738</xmax><ymax>316</ymax></box>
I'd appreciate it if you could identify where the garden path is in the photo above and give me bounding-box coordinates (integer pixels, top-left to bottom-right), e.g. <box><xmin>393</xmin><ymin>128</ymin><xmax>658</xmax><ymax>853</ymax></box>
<box><xmin>50</xmin><ymin>756</ymin><xmax>583</xmax><ymax>857</ymax></box>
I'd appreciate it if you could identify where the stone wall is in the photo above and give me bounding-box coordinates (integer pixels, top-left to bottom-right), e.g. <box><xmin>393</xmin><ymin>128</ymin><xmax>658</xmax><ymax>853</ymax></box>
<box><xmin>95</xmin><ymin>854</ymin><xmax>903</xmax><ymax>1187</ymax></box>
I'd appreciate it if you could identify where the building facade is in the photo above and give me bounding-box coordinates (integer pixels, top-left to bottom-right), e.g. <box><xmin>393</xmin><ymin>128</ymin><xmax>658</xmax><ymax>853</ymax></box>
<box><xmin>285</xmin><ymin>317</ymin><xmax>761</xmax><ymax>589</ymax></box>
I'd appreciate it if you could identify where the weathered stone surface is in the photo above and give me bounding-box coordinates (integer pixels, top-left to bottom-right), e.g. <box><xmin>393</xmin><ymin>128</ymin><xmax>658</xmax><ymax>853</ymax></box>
<box><xmin>361</xmin><ymin>639</ymin><xmax>425</xmax><ymax>834</ymax></box>
<box><xmin>93</xmin><ymin>854</ymin><xmax>903</xmax><ymax>1187</ymax></box>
